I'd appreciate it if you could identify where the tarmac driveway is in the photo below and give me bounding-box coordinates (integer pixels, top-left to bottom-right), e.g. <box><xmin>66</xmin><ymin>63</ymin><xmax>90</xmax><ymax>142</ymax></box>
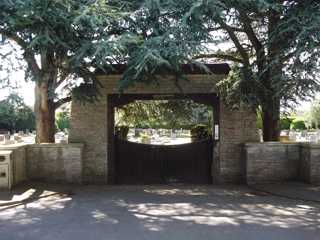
<box><xmin>0</xmin><ymin>183</ymin><xmax>319</xmax><ymax>240</ymax></box>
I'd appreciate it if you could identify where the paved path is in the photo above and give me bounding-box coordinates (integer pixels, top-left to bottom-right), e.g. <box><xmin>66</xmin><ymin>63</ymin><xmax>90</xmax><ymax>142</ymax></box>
<box><xmin>0</xmin><ymin>183</ymin><xmax>319</xmax><ymax>240</ymax></box>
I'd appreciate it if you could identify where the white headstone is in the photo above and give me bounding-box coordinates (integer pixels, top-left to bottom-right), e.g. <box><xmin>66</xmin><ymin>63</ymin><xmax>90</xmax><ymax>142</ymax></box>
<box><xmin>289</xmin><ymin>131</ymin><xmax>297</xmax><ymax>142</ymax></box>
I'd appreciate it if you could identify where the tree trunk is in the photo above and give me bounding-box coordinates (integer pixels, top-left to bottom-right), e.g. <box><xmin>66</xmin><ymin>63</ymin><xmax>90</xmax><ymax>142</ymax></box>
<box><xmin>34</xmin><ymin>83</ymin><xmax>56</xmax><ymax>143</ymax></box>
<box><xmin>262</xmin><ymin>99</ymin><xmax>280</xmax><ymax>142</ymax></box>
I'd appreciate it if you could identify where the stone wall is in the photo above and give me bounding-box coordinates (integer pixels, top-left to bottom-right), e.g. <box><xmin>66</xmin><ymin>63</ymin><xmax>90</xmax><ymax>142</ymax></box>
<box><xmin>300</xmin><ymin>144</ymin><xmax>320</xmax><ymax>184</ymax></box>
<box><xmin>0</xmin><ymin>144</ymin><xmax>28</xmax><ymax>186</ymax></box>
<box><xmin>26</xmin><ymin>144</ymin><xmax>84</xmax><ymax>183</ymax></box>
<box><xmin>244</xmin><ymin>143</ymin><xmax>300</xmax><ymax>185</ymax></box>
<box><xmin>244</xmin><ymin>142</ymin><xmax>320</xmax><ymax>185</ymax></box>
<box><xmin>69</xmin><ymin>74</ymin><xmax>259</xmax><ymax>184</ymax></box>
<box><xmin>218</xmin><ymin>105</ymin><xmax>259</xmax><ymax>183</ymax></box>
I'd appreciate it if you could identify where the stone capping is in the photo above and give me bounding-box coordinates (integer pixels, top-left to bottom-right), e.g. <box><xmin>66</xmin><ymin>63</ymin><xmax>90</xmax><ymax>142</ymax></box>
<box><xmin>28</xmin><ymin>143</ymin><xmax>84</xmax><ymax>148</ymax></box>
<box><xmin>300</xmin><ymin>143</ymin><xmax>320</xmax><ymax>149</ymax></box>
<box><xmin>0</xmin><ymin>143</ymin><xmax>29</xmax><ymax>150</ymax></box>
<box><xmin>245</xmin><ymin>142</ymin><xmax>320</xmax><ymax>148</ymax></box>
<box><xmin>244</xmin><ymin>142</ymin><xmax>301</xmax><ymax>147</ymax></box>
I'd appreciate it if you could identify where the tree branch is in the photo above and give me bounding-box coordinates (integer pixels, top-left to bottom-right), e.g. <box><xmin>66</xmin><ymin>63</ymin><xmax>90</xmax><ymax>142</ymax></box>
<box><xmin>218</xmin><ymin>20</ymin><xmax>250</xmax><ymax>65</ymax></box>
<box><xmin>0</xmin><ymin>29</ymin><xmax>41</xmax><ymax>78</ymax></box>
<box><xmin>238</xmin><ymin>10</ymin><xmax>266</xmax><ymax>72</ymax></box>
<box><xmin>0</xmin><ymin>29</ymin><xmax>27</xmax><ymax>48</ymax></box>
<box><xmin>238</xmin><ymin>11</ymin><xmax>263</xmax><ymax>53</ymax></box>
<box><xmin>193</xmin><ymin>53</ymin><xmax>244</xmax><ymax>63</ymax></box>
<box><xmin>54</xmin><ymin>96</ymin><xmax>72</xmax><ymax>109</ymax></box>
<box><xmin>208</xmin><ymin>26</ymin><xmax>245</xmax><ymax>32</ymax></box>
<box><xmin>23</xmin><ymin>50</ymin><xmax>41</xmax><ymax>79</ymax></box>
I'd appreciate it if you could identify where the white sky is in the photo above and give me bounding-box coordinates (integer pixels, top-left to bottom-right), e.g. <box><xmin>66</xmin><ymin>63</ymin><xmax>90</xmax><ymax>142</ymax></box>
<box><xmin>0</xmin><ymin>69</ymin><xmax>35</xmax><ymax>107</ymax></box>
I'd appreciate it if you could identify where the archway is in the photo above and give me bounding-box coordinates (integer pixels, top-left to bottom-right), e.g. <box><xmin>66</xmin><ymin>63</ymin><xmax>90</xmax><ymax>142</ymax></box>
<box><xmin>107</xmin><ymin>93</ymin><xmax>220</xmax><ymax>184</ymax></box>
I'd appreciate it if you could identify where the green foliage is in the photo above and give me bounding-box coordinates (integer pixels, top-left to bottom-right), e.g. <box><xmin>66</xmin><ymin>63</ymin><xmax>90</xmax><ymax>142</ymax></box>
<box><xmin>0</xmin><ymin>0</ymin><xmax>127</xmax><ymax>104</ymax></box>
<box><xmin>257</xmin><ymin>110</ymin><xmax>293</xmax><ymax>130</ymax></box>
<box><xmin>115</xmin><ymin>126</ymin><xmax>129</xmax><ymax>140</ymax></box>
<box><xmin>0</xmin><ymin>93</ymin><xmax>35</xmax><ymax>132</ymax></box>
<box><xmin>256</xmin><ymin>110</ymin><xmax>263</xmax><ymax>129</ymax></box>
<box><xmin>2</xmin><ymin>1</ymin><xmax>320</xmax><ymax>141</ymax></box>
<box><xmin>290</xmin><ymin>119</ymin><xmax>307</xmax><ymax>130</ymax></box>
<box><xmin>191</xmin><ymin>124</ymin><xmax>211</xmax><ymax>141</ymax></box>
<box><xmin>115</xmin><ymin>100</ymin><xmax>212</xmax><ymax>129</ymax></box>
<box><xmin>280</xmin><ymin>117</ymin><xmax>294</xmax><ymax>130</ymax></box>
<box><xmin>116</xmin><ymin>1</ymin><xmax>320</xmax><ymax>110</ymax></box>
<box><xmin>115</xmin><ymin>1</ymin><xmax>320</xmax><ymax>140</ymax></box>
<box><xmin>55</xmin><ymin>110</ymin><xmax>70</xmax><ymax>131</ymax></box>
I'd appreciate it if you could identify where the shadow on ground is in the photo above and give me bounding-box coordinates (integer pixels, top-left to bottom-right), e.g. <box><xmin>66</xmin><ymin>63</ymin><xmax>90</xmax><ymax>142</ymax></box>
<box><xmin>0</xmin><ymin>182</ymin><xmax>319</xmax><ymax>240</ymax></box>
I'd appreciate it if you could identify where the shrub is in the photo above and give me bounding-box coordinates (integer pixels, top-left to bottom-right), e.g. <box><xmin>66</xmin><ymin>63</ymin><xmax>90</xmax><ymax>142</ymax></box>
<box><xmin>115</xmin><ymin>126</ymin><xmax>129</xmax><ymax>139</ymax></box>
<box><xmin>191</xmin><ymin>124</ymin><xmax>211</xmax><ymax>141</ymax></box>
<box><xmin>55</xmin><ymin>111</ymin><xmax>70</xmax><ymax>131</ymax></box>
<box><xmin>280</xmin><ymin>117</ymin><xmax>294</xmax><ymax>130</ymax></box>
<box><xmin>290</xmin><ymin>119</ymin><xmax>307</xmax><ymax>130</ymax></box>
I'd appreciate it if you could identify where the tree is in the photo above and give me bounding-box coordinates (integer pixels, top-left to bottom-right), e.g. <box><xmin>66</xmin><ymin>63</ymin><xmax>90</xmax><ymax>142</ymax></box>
<box><xmin>0</xmin><ymin>93</ymin><xmax>35</xmax><ymax>132</ymax></box>
<box><xmin>117</xmin><ymin>0</ymin><xmax>320</xmax><ymax>141</ymax></box>
<box><xmin>0</xmin><ymin>0</ymin><xmax>126</xmax><ymax>142</ymax></box>
<box><xmin>116</xmin><ymin>100</ymin><xmax>212</xmax><ymax>129</ymax></box>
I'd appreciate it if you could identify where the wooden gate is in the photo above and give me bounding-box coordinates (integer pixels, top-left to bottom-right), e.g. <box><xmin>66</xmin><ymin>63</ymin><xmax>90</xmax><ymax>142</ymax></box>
<box><xmin>115</xmin><ymin>138</ymin><xmax>213</xmax><ymax>184</ymax></box>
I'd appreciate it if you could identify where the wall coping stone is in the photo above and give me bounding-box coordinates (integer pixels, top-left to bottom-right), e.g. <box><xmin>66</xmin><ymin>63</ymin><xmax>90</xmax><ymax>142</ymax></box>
<box><xmin>245</xmin><ymin>142</ymin><xmax>320</xmax><ymax>149</ymax></box>
<box><xmin>0</xmin><ymin>143</ymin><xmax>29</xmax><ymax>150</ymax></box>
<box><xmin>300</xmin><ymin>143</ymin><xmax>320</xmax><ymax>149</ymax></box>
<box><xmin>244</xmin><ymin>142</ymin><xmax>300</xmax><ymax>147</ymax></box>
<box><xmin>28</xmin><ymin>143</ymin><xmax>84</xmax><ymax>149</ymax></box>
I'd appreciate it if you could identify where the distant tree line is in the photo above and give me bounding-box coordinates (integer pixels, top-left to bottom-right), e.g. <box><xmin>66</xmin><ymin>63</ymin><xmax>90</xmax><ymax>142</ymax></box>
<box><xmin>0</xmin><ymin>93</ymin><xmax>35</xmax><ymax>133</ymax></box>
<box><xmin>0</xmin><ymin>93</ymin><xmax>70</xmax><ymax>133</ymax></box>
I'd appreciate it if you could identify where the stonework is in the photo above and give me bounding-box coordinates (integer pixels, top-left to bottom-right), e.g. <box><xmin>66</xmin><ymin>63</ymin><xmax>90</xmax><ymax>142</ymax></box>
<box><xmin>26</xmin><ymin>144</ymin><xmax>84</xmax><ymax>183</ymax></box>
<box><xmin>245</xmin><ymin>142</ymin><xmax>320</xmax><ymax>185</ymax></box>
<box><xmin>300</xmin><ymin>144</ymin><xmax>320</xmax><ymax>184</ymax></box>
<box><xmin>0</xmin><ymin>144</ymin><xmax>28</xmax><ymax>186</ymax></box>
<box><xmin>244</xmin><ymin>143</ymin><xmax>300</xmax><ymax>184</ymax></box>
<box><xmin>69</xmin><ymin>74</ymin><xmax>260</xmax><ymax>184</ymax></box>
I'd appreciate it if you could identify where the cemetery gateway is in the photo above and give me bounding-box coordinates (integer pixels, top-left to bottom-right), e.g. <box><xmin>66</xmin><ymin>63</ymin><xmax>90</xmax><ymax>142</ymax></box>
<box><xmin>69</xmin><ymin>64</ymin><xmax>259</xmax><ymax>184</ymax></box>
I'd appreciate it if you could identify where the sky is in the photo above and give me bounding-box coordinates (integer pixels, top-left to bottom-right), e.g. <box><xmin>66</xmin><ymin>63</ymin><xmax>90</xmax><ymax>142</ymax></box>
<box><xmin>0</xmin><ymin>69</ymin><xmax>35</xmax><ymax>107</ymax></box>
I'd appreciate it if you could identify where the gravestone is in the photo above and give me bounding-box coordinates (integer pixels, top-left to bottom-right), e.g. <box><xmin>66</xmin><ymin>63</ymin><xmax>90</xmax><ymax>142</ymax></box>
<box><xmin>309</xmin><ymin>134</ymin><xmax>318</xmax><ymax>143</ymax></box>
<box><xmin>289</xmin><ymin>131</ymin><xmax>297</xmax><ymax>142</ymax></box>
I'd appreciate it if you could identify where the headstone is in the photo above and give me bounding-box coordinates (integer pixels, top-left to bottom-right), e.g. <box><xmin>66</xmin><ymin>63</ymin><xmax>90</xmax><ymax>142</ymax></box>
<box><xmin>309</xmin><ymin>134</ymin><xmax>318</xmax><ymax>143</ymax></box>
<box><xmin>289</xmin><ymin>131</ymin><xmax>297</xmax><ymax>142</ymax></box>
<box><xmin>14</xmin><ymin>135</ymin><xmax>22</xmax><ymax>142</ymax></box>
<box><xmin>301</xmin><ymin>130</ymin><xmax>308</xmax><ymax>138</ymax></box>
<box><xmin>4</xmin><ymin>139</ymin><xmax>15</xmax><ymax>145</ymax></box>
<box><xmin>171</xmin><ymin>129</ymin><xmax>176</xmax><ymax>139</ymax></box>
<box><xmin>0</xmin><ymin>135</ymin><xmax>4</xmax><ymax>142</ymax></box>
<box><xmin>4</xmin><ymin>134</ymin><xmax>10</xmax><ymax>140</ymax></box>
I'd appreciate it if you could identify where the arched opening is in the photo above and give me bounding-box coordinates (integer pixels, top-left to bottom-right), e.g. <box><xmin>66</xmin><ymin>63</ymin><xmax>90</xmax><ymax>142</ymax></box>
<box><xmin>115</xmin><ymin>99</ymin><xmax>213</xmax><ymax>145</ymax></box>
<box><xmin>107</xmin><ymin>94</ymin><xmax>220</xmax><ymax>184</ymax></box>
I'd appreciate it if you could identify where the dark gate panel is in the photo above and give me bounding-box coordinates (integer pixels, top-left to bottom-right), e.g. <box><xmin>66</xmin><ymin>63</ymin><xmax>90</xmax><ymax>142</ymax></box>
<box><xmin>116</xmin><ymin>138</ymin><xmax>212</xmax><ymax>184</ymax></box>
